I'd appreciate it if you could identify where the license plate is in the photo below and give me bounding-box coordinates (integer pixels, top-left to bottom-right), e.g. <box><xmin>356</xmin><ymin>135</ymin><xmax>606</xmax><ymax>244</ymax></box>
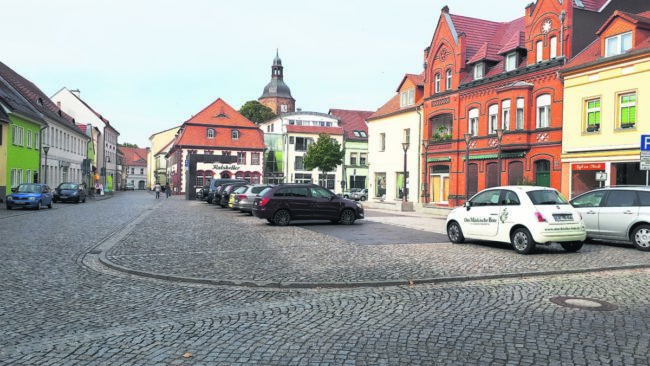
<box><xmin>553</xmin><ymin>214</ymin><xmax>573</xmax><ymax>221</ymax></box>
<box><xmin>16</xmin><ymin>201</ymin><xmax>26</xmax><ymax>204</ymax></box>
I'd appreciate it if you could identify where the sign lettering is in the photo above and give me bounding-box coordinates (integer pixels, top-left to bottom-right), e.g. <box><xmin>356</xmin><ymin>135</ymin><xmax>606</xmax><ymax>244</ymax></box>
<box><xmin>213</xmin><ymin>164</ymin><xmax>240</xmax><ymax>170</ymax></box>
<box><xmin>571</xmin><ymin>163</ymin><xmax>605</xmax><ymax>171</ymax></box>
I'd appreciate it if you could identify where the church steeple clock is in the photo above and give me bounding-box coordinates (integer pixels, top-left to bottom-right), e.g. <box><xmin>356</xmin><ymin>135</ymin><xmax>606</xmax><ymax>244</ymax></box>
<box><xmin>259</xmin><ymin>50</ymin><xmax>295</xmax><ymax>115</ymax></box>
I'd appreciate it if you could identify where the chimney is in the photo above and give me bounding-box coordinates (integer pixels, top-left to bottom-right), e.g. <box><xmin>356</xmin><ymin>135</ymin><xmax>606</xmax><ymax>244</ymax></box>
<box><xmin>57</xmin><ymin>101</ymin><xmax>61</xmax><ymax>108</ymax></box>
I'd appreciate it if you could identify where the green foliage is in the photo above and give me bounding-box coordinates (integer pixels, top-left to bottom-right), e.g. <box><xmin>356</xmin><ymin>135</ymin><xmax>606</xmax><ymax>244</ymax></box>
<box><xmin>303</xmin><ymin>133</ymin><xmax>345</xmax><ymax>174</ymax></box>
<box><xmin>239</xmin><ymin>100</ymin><xmax>276</xmax><ymax>123</ymax></box>
<box><xmin>119</xmin><ymin>142</ymin><xmax>139</xmax><ymax>148</ymax></box>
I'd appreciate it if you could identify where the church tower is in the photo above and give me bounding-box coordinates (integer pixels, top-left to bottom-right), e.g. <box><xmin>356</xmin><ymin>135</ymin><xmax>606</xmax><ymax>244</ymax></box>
<box><xmin>259</xmin><ymin>50</ymin><xmax>295</xmax><ymax>115</ymax></box>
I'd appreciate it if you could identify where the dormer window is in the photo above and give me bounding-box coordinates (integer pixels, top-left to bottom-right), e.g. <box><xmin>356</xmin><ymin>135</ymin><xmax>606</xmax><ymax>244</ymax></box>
<box><xmin>605</xmin><ymin>32</ymin><xmax>632</xmax><ymax>57</ymax></box>
<box><xmin>505</xmin><ymin>53</ymin><xmax>517</xmax><ymax>72</ymax></box>
<box><xmin>434</xmin><ymin>73</ymin><xmax>441</xmax><ymax>93</ymax></box>
<box><xmin>400</xmin><ymin>89</ymin><xmax>415</xmax><ymax>107</ymax></box>
<box><xmin>207</xmin><ymin>128</ymin><xmax>215</xmax><ymax>139</ymax></box>
<box><xmin>474</xmin><ymin>63</ymin><xmax>484</xmax><ymax>80</ymax></box>
<box><xmin>231</xmin><ymin>130</ymin><xmax>240</xmax><ymax>140</ymax></box>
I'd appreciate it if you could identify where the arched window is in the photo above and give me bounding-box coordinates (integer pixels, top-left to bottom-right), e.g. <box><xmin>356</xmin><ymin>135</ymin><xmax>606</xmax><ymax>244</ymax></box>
<box><xmin>235</xmin><ymin>171</ymin><xmax>244</xmax><ymax>180</ymax></box>
<box><xmin>231</xmin><ymin>130</ymin><xmax>240</xmax><ymax>140</ymax></box>
<box><xmin>468</xmin><ymin>108</ymin><xmax>479</xmax><ymax>136</ymax></box>
<box><xmin>488</xmin><ymin>104</ymin><xmax>498</xmax><ymax>134</ymax></box>
<box><xmin>434</xmin><ymin>73</ymin><xmax>441</xmax><ymax>93</ymax></box>
<box><xmin>207</xmin><ymin>128</ymin><xmax>215</xmax><ymax>139</ymax></box>
<box><xmin>536</xmin><ymin>94</ymin><xmax>551</xmax><ymax>128</ymax></box>
<box><xmin>445</xmin><ymin>69</ymin><xmax>452</xmax><ymax>90</ymax></box>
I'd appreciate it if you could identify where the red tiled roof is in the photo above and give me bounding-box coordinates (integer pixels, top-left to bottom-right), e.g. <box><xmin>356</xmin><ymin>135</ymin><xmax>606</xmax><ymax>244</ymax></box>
<box><xmin>566</xmin><ymin>11</ymin><xmax>650</xmax><ymax>69</ymax></box>
<box><xmin>578</xmin><ymin>0</ymin><xmax>609</xmax><ymax>12</ymax></box>
<box><xmin>119</xmin><ymin>146</ymin><xmax>148</xmax><ymax>167</ymax></box>
<box><xmin>328</xmin><ymin>109</ymin><xmax>373</xmax><ymax>140</ymax></box>
<box><xmin>286</xmin><ymin>125</ymin><xmax>344</xmax><ymax>135</ymax></box>
<box><xmin>596</xmin><ymin>10</ymin><xmax>650</xmax><ymax>35</ymax></box>
<box><xmin>449</xmin><ymin>14</ymin><xmax>524</xmax><ymax>64</ymax></box>
<box><xmin>396</xmin><ymin>73</ymin><xmax>425</xmax><ymax>92</ymax></box>
<box><xmin>497</xmin><ymin>31</ymin><xmax>526</xmax><ymax>55</ymax></box>
<box><xmin>176</xmin><ymin>125</ymin><xmax>265</xmax><ymax>149</ymax></box>
<box><xmin>186</xmin><ymin>98</ymin><xmax>257</xmax><ymax>128</ymax></box>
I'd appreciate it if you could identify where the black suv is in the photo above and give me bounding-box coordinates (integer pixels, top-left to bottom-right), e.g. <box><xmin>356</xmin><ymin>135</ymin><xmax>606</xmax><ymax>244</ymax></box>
<box><xmin>252</xmin><ymin>183</ymin><xmax>364</xmax><ymax>226</ymax></box>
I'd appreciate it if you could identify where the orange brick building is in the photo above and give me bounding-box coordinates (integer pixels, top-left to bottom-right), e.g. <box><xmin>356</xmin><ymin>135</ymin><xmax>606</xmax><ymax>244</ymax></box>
<box><xmin>421</xmin><ymin>0</ymin><xmax>646</xmax><ymax>207</ymax></box>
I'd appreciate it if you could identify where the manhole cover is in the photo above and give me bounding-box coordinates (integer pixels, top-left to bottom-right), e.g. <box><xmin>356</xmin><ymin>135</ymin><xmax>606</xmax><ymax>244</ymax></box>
<box><xmin>549</xmin><ymin>296</ymin><xmax>618</xmax><ymax>311</ymax></box>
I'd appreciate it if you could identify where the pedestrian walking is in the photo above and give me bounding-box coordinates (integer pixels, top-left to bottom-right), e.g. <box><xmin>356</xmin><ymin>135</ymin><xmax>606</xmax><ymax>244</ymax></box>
<box><xmin>165</xmin><ymin>182</ymin><xmax>171</xmax><ymax>198</ymax></box>
<box><xmin>154</xmin><ymin>183</ymin><xmax>161</xmax><ymax>199</ymax></box>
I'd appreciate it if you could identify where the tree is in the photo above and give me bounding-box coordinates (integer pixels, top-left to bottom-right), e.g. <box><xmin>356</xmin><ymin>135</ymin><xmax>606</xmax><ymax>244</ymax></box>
<box><xmin>119</xmin><ymin>142</ymin><xmax>139</xmax><ymax>148</ymax></box>
<box><xmin>303</xmin><ymin>133</ymin><xmax>345</xmax><ymax>186</ymax></box>
<box><xmin>239</xmin><ymin>100</ymin><xmax>276</xmax><ymax>123</ymax></box>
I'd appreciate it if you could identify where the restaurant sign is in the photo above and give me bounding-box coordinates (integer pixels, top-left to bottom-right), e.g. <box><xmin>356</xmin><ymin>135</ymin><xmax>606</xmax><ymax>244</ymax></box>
<box><xmin>572</xmin><ymin>163</ymin><xmax>605</xmax><ymax>171</ymax></box>
<box><xmin>213</xmin><ymin>164</ymin><xmax>240</xmax><ymax>170</ymax></box>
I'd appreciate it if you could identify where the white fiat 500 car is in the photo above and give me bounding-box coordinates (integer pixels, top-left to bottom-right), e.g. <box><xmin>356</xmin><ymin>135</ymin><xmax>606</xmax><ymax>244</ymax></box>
<box><xmin>446</xmin><ymin>186</ymin><xmax>586</xmax><ymax>254</ymax></box>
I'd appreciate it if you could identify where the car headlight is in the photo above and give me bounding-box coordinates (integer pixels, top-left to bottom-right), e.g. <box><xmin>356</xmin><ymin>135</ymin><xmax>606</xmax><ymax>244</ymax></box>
<box><xmin>6</xmin><ymin>195</ymin><xmax>12</xmax><ymax>200</ymax></box>
<box><xmin>29</xmin><ymin>197</ymin><xmax>36</xmax><ymax>201</ymax></box>
<box><xmin>355</xmin><ymin>202</ymin><xmax>363</xmax><ymax>209</ymax></box>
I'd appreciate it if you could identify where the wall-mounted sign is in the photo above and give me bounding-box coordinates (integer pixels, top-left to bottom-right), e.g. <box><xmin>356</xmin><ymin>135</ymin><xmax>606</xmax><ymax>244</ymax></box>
<box><xmin>595</xmin><ymin>172</ymin><xmax>608</xmax><ymax>181</ymax></box>
<box><xmin>213</xmin><ymin>164</ymin><xmax>240</xmax><ymax>170</ymax></box>
<box><xmin>572</xmin><ymin>163</ymin><xmax>605</xmax><ymax>171</ymax></box>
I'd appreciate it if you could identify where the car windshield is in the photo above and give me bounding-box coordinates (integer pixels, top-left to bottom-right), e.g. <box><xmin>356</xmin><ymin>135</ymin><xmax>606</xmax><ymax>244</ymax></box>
<box><xmin>17</xmin><ymin>184</ymin><xmax>41</xmax><ymax>193</ymax></box>
<box><xmin>60</xmin><ymin>183</ymin><xmax>77</xmax><ymax>190</ymax></box>
<box><xmin>526</xmin><ymin>190</ymin><xmax>568</xmax><ymax>205</ymax></box>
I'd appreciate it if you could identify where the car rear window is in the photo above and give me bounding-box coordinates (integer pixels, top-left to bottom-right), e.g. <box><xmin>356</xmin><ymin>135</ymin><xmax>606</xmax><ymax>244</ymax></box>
<box><xmin>60</xmin><ymin>183</ymin><xmax>77</xmax><ymax>189</ymax></box>
<box><xmin>259</xmin><ymin>187</ymin><xmax>272</xmax><ymax>197</ymax></box>
<box><xmin>252</xmin><ymin>186</ymin><xmax>268</xmax><ymax>194</ymax></box>
<box><xmin>526</xmin><ymin>190</ymin><xmax>568</xmax><ymax>205</ymax></box>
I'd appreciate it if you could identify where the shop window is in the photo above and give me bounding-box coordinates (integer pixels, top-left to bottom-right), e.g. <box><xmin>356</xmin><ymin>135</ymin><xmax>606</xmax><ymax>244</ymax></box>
<box><xmin>618</xmin><ymin>92</ymin><xmax>636</xmax><ymax>129</ymax></box>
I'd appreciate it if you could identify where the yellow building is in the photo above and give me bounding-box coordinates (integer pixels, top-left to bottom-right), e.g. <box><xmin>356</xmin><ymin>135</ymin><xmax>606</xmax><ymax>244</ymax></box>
<box><xmin>561</xmin><ymin>10</ymin><xmax>650</xmax><ymax>199</ymax></box>
<box><xmin>148</xmin><ymin>126</ymin><xmax>180</xmax><ymax>189</ymax></box>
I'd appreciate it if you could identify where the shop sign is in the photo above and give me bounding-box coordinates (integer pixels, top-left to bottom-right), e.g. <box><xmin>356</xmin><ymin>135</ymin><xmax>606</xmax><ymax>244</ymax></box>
<box><xmin>213</xmin><ymin>164</ymin><xmax>240</xmax><ymax>170</ymax></box>
<box><xmin>572</xmin><ymin>163</ymin><xmax>605</xmax><ymax>171</ymax></box>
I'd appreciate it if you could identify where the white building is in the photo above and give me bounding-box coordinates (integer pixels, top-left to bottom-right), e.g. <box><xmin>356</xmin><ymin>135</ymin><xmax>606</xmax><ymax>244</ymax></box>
<box><xmin>259</xmin><ymin>111</ymin><xmax>344</xmax><ymax>190</ymax></box>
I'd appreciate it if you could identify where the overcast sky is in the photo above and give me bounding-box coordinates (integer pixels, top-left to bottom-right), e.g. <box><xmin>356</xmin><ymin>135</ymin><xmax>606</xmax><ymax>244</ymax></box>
<box><xmin>3</xmin><ymin>0</ymin><xmax>530</xmax><ymax>147</ymax></box>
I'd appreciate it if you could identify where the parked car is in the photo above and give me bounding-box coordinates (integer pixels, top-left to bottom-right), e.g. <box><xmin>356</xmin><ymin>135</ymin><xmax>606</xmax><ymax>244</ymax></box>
<box><xmin>342</xmin><ymin>188</ymin><xmax>361</xmax><ymax>199</ymax></box>
<box><xmin>207</xmin><ymin>179</ymin><xmax>247</xmax><ymax>204</ymax></box>
<box><xmin>53</xmin><ymin>182</ymin><xmax>87</xmax><ymax>203</ymax></box>
<box><xmin>234</xmin><ymin>184</ymin><xmax>272</xmax><ymax>214</ymax></box>
<box><xmin>219</xmin><ymin>183</ymin><xmax>249</xmax><ymax>208</ymax></box>
<box><xmin>446</xmin><ymin>186</ymin><xmax>586</xmax><ymax>254</ymax></box>
<box><xmin>196</xmin><ymin>183</ymin><xmax>210</xmax><ymax>201</ymax></box>
<box><xmin>125</xmin><ymin>183</ymin><xmax>135</xmax><ymax>191</ymax></box>
<box><xmin>570</xmin><ymin>186</ymin><xmax>650</xmax><ymax>251</ymax></box>
<box><xmin>352</xmin><ymin>188</ymin><xmax>368</xmax><ymax>201</ymax></box>
<box><xmin>252</xmin><ymin>183</ymin><xmax>364</xmax><ymax>226</ymax></box>
<box><xmin>6</xmin><ymin>183</ymin><xmax>54</xmax><ymax>210</ymax></box>
<box><xmin>229</xmin><ymin>185</ymin><xmax>249</xmax><ymax>210</ymax></box>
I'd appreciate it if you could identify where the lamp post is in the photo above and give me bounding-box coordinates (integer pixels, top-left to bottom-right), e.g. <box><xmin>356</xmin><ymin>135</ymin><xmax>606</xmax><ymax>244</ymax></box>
<box><xmin>43</xmin><ymin>146</ymin><xmax>50</xmax><ymax>184</ymax></box>
<box><xmin>496</xmin><ymin>128</ymin><xmax>504</xmax><ymax>186</ymax></box>
<box><xmin>463</xmin><ymin>133</ymin><xmax>472</xmax><ymax>203</ymax></box>
<box><xmin>401</xmin><ymin>141</ymin><xmax>413</xmax><ymax>211</ymax></box>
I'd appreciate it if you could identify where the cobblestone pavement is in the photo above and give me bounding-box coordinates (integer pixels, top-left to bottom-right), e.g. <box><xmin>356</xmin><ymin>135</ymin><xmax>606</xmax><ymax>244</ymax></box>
<box><xmin>1</xmin><ymin>191</ymin><xmax>649</xmax><ymax>365</ymax></box>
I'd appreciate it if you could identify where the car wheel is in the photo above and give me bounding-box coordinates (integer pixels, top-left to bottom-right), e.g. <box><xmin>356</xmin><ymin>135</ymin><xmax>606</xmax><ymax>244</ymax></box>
<box><xmin>48</xmin><ymin>201</ymin><xmax>53</xmax><ymax>209</ymax></box>
<box><xmin>360</xmin><ymin>196</ymin><xmax>367</xmax><ymax>201</ymax></box>
<box><xmin>561</xmin><ymin>241</ymin><xmax>583</xmax><ymax>252</ymax></box>
<box><xmin>6</xmin><ymin>205</ymin><xmax>11</xmax><ymax>210</ymax></box>
<box><xmin>447</xmin><ymin>221</ymin><xmax>465</xmax><ymax>244</ymax></box>
<box><xmin>35</xmin><ymin>201</ymin><xmax>42</xmax><ymax>210</ymax></box>
<box><xmin>339</xmin><ymin>209</ymin><xmax>356</xmax><ymax>225</ymax></box>
<box><xmin>511</xmin><ymin>228</ymin><xmax>536</xmax><ymax>254</ymax></box>
<box><xmin>76</xmin><ymin>197</ymin><xmax>80</xmax><ymax>204</ymax></box>
<box><xmin>273</xmin><ymin>209</ymin><xmax>291</xmax><ymax>226</ymax></box>
<box><xmin>631</xmin><ymin>224</ymin><xmax>650</xmax><ymax>252</ymax></box>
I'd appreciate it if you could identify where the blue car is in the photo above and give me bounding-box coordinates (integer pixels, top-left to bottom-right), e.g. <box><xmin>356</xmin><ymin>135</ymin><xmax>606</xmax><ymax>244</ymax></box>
<box><xmin>6</xmin><ymin>183</ymin><xmax>54</xmax><ymax>210</ymax></box>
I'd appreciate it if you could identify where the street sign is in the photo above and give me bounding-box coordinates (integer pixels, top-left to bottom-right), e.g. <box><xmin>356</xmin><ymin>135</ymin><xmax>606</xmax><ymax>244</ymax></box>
<box><xmin>595</xmin><ymin>172</ymin><xmax>607</xmax><ymax>181</ymax></box>
<box><xmin>642</xmin><ymin>135</ymin><xmax>650</xmax><ymax>170</ymax></box>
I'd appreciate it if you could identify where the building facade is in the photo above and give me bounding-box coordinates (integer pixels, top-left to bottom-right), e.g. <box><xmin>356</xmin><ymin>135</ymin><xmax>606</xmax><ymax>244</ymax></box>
<box><xmin>259</xmin><ymin>111</ymin><xmax>344</xmax><ymax>190</ymax></box>
<box><xmin>148</xmin><ymin>126</ymin><xmax>180</xmax><ymax>188</ymax></box>
<box><xmin>561</xmin><ymin>10</ymin><xmax>650</xmax><ymax>198</ymax></box>
<box><xmin>367</xmin><ymin>74</ymin><xmax>424</xmax><ymax>205</ymax></box>
<box><xmin>120</xmin><ymin>146</ymin><xmax>149</xmax><ymax>190</ymax></box>
<box><xmin>329</xmin><ymin>109</ymin><xmax>373</xmax><ymax>191</ymax></box>
<box><xmin>167</xmin><ymin>98</ymin><xmax>265</xmax><ymax>199</ymax></box>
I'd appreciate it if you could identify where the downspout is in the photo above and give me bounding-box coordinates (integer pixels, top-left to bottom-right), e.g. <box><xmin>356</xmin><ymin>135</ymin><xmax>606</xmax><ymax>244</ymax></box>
<box><xmin>39</xmin><ymin>124</ymin><xmax>48</xmax><ymax>183</ymax></box>
<box><xmin>416</xmin><ymin>105</ymin><xmax>423</xmax><ymax>205</ymax></box>
<box><xmin>560</xmin><ymin>10</ymin><xmax>566</xmax><ymax>64</ymax></box>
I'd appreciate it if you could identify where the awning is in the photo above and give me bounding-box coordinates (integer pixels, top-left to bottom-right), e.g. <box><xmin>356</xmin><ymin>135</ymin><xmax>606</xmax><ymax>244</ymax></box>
<box><xmin>462</xmin><ymin>152</ymin><xmax>526</xmax><ymax>161</ymax></box>
<box><xmin>427</xmin><ymin>156</ymin><xmax>452</xmax><ymax>162</ymax></box>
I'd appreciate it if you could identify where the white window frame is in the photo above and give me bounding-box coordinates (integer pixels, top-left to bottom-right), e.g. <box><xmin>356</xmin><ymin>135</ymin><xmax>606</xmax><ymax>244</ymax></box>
<box><xmin>536</xmin><ymin>94</ymin><xmax>551</xmax><ymax>128</ymax></box>
<box><xmin>501</xmin><ymin>100</ymin><xmax>511</xmax><ymax>130</ymax></box>
<box><xmin>605</xmin><ymin>32</ymin><xmax>633</xmax><ymax>57</ymax></box>
<box><xmin>350</xmin><ymin>152</ymin><xmax>358</xmax><ymax>166</ymax></box>
<box><xmin>474</xmin><ymin>63</ymin><xmax>484</xmax><ymax>80</ymax></box>
<box><xmin>12</xmin><ymin>126</ymin><xmax>24</xmax><ymax>146</ymax></box>
<box><xmin>536</xmin><ymin>40</ymin><xmax>544</xmax><ymax>63</ymax></box>
<box><xmin>516</xmin><ymin>98</ymin><xmax>525</xmax><ymax>130</ymax></box>
<box><xmin>585</xmin><ymin>98</ymin><xmax>601</xmax><ymax>132</ymax></box>
<box><xmin>434</xmin><ymin>73</ymin><xmax>441</xmax><ymax>93</ymax></box>
<box><xmin>505</xmin><ymin>53</ymin><xmax>517</xmax><ymax>72</ymax></box>
<box><xmin>446</xmin><ymin>69</ymin><xmax>452</xmax><ymax>90</ymax></box>
<box><xmin>488</xmin><ymin>104</ymin><xmax>499</xmax><ymax>135</ymax></box>
<box><xmin>231</xmin><ymin>130</ymin><xmax>239</xmax><ymax>140</ymax></box>
<box><xmin>207</xmin><ymin>128</ymin><xmax>215</xmax><ymax>139</ymax></box>
<box><xmin>360</xmin><ymin>153</ymin><xmax>367</xmax><ymax>166</ymax></box>
<box><xmin>468</xmin><ymin>108</ymin><xmax>479</xmax><ymax>136</ymax></box>
<box><xmin>618</xmin><ymin>92</ymin><xmax>637</xmax><ymax>129</ymax></box>
<box><xmin>550</xmin><ymin>36</ymin><xmax>558</xmax><ymax>58</ymax></box>
<box><xmin>27</xmin><ymin>130</ymin><xmax>32</xmax><ymax>149</ymax></box>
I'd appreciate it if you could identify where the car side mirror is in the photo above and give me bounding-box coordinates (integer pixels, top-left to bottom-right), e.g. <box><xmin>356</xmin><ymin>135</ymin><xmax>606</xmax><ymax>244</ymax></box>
<box><xmin>464</xmin><ymin>201</ymin><xmax>471</xmax><ymax>210</ymax></box>
<box><xmin>11</xmin><ymin>187</ymin><xmax>17</xmax><ymax>193</ymax></box>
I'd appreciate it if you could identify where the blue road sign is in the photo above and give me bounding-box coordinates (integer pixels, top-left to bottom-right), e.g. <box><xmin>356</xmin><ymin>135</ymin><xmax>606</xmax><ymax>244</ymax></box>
<box><xmin>642</xmin><ymin>134</ymin><xmax>650</xmax><ymax>151</ymax></box>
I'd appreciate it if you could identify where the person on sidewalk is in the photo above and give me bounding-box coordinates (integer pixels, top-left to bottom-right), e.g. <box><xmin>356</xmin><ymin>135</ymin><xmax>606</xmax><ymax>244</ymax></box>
<box><xmin>165</xmin><ymin>182</ymin><xmax>171</xmax><ymax>198</ymax></box>
<box><xmin>154</xmin><ymin>183</ymin><xmax>161</xmax><ymax>199</ymax></box>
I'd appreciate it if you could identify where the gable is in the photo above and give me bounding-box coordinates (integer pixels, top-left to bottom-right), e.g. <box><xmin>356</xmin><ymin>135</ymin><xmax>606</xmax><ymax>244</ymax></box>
<box><xmin>186</xmin><ymin>98</ymin><xmax>257</xmax><ymax>128</ymax></box>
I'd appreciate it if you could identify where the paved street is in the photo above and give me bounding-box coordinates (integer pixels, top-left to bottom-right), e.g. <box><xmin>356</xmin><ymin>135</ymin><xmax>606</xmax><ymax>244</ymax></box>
<box><xmin>1</xmin><ymin>191</ymin><xmax>650</xmax><ymax>365</ymax></box>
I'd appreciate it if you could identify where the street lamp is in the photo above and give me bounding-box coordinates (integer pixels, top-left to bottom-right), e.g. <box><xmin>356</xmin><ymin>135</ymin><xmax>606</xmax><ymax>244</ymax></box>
<box><xmin>464</xmin><ymin>133</ymin><xmax>472</xmax><ymax>203</ymax></box>
<box><xmin>401</xmin><ymin>141</ymin><xmax>412</xmax><ymax>211</ymax></box>
<box><xmin>496</xmin><ymin>128</ymin><xmax>504</xmax><ymax>186</ymax></box>
<box><xmin>43</xmin><ymin>146</ymin><xmax>50</xmax><ymax>184</ymax></box>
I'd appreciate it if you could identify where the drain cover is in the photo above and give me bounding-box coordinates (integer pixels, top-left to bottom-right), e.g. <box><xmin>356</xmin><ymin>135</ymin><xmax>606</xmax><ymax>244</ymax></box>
<box><xmin>549</xmin><ymin>296</ymin><xmax>618</xmax><ymax>311</ymax></box>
